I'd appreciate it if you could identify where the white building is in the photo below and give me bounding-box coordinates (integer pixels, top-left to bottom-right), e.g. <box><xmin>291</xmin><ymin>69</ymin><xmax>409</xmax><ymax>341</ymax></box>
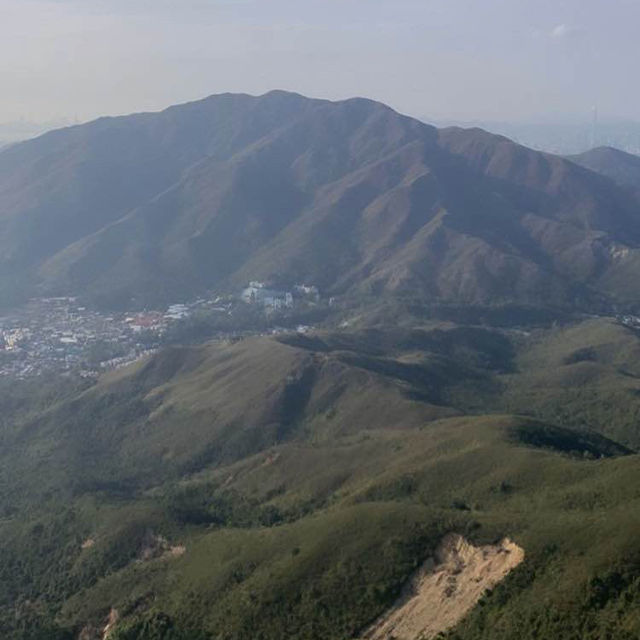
<box><xmin>241</xmin><ymin>285</ymin><xmax>293</xmax><ymax>309</ymax></box>
<box><xmin>294</xmin><ymin>284</ymin><xmax>320</xmax><ymax>301</ymax></box>
<box><xmin>165</xmin><ymin>304</ymin><xmax>190</xmax><ymax>320</ymax></box>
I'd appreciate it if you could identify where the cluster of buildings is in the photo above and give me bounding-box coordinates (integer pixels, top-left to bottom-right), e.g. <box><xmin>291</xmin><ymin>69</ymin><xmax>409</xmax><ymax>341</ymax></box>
<box><xmin>0</xmin><ymin>283</ymin><xmax>322</xmax><ymax>379</ymax></box>
<box><xmin>0</xmin><ymin>298</ymin><xmax>198</xmax><ymax>379</ymax></box>
<box><xmin>241</xmin><ymin>281</ymin><xmax>320</xmax><ymax>310</ymax></box>
<box><xmin>617</xmin><ymin>314</ymin><xmax>640</xmax><ymax>329</ymax></box>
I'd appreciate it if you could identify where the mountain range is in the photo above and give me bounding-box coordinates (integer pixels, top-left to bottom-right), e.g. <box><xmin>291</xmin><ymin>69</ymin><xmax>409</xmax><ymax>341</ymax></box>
<box><xmin>6</xmin><ymin>91</ymin><xmax>640</xmax><ymax>639</ymax></box>
<box><xmin>2</xmin><ymin>91</ymin><xmax>640</xmax><ymax>311</ymax></box>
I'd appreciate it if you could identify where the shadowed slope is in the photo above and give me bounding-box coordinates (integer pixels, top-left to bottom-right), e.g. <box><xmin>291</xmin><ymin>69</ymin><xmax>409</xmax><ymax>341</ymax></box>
<box><xmin>3</xmin><ymin>93</ymin><xmax>640</xmax><ymax>309</ymax></box>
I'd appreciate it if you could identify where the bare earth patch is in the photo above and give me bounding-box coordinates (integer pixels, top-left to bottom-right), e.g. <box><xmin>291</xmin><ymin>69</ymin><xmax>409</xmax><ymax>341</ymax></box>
<box><xmin>362</xmin><ymin>533</ymin><xmax>524</xmax><ymax>640</ymax></box>
<box><xmin>137</xmin><ymin>530</ymin><xmax>186</xmax><ymax>562</ymax></box>
<box><xmin>78</xmin><ymin>607</ymin><xmax>119</xmax><ymax>640</ymax></box>
<box><xmin>102</xmin><ymin>608</ymin><xmax>119</xmax><ymax>640</ymax></box>
<box><xmin>78</xmin><ymin>539</ymin><xmax>185</xmax><ymax>639</ymax></box>
<box><xmin>81</xmin><ymin>537</ymin><xmax>96</xmax><ymax>550</ymax></box>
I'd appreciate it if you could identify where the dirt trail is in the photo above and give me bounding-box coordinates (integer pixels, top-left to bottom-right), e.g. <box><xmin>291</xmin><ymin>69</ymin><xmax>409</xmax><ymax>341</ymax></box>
<box><xmin>362</xmin><ymin>533</ymin><xmax>524</xmax><ymax>640</ymax></box>
<box><xmin>102</xmin><ymin>608</ymin><xmax>119</xmax><ymax>640</ymax></box>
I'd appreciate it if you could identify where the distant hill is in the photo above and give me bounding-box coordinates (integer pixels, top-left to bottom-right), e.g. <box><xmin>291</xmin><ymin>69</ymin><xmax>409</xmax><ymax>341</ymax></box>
<box><xmin>569</xmin><ymin>146</ymin><xmax>640</xmax><ymax>191</ymax></box>
<box><xmin>0</xmin><ymin>118</ymin><xmax>68</xmax><ymax>144</ymax></box>
<box><xmin>3</xmin><ymin>92</ymin><xmax>640</xmax><ymax>311</ymax></box>
<box><xmin>425</xmin><ymin>118</ymin><xmax>640</xmax><ymax>156</ymax></box>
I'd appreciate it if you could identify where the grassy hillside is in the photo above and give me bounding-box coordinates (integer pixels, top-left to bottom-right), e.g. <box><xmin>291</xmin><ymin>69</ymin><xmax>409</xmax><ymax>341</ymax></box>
<box><xmin>3</xmin><ymin>319</ymin><xmax>640</xmax><ymax>638</ymax></box>
<box><xmin>4</xmin><ymin>415</ymin><xmax>640</xmax><ymax>639</ymax></box>
<box><xmin>489</xmin><ymin>319</ymin><xmax>640</xmax><ymax>448</ymax></box>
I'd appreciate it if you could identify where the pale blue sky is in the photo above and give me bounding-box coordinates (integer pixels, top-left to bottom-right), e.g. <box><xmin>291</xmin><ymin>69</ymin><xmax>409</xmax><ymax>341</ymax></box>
<box><xmin>0</xmin><ymin>0</ymin><xmax>637</xmax><ymax>123</ymax></box>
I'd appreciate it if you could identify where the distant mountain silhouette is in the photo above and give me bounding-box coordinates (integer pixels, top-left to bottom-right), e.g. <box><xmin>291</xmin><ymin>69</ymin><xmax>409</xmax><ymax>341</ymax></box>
<box><xmin>2</xmin><ymin>91</ymin><xmax>640</xmax><ymax>310</ymax></box>
<box><xmin>570</xmin><ymin>146</ymin><xmax>640</xmax><ymax>191</ymax></box>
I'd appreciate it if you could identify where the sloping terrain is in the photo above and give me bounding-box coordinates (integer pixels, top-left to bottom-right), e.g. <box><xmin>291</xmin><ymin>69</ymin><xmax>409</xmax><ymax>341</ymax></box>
<box><xmin>10</xmin><ymin>412</ymin><xmax>640</xmax><ymax>640</ymax></box>
<box><xmin>0</xmin><ymin>332</ymin><xmax>465</xmax><ymax>506</ymax></box>
<box><xmin>3</xmin><ymin>319</ymin><xmax>640</xmax><ymax>639</ymax></box>
<box><xmin>570</xmin><ymin>146</ymin><xmax>640</xmax><ymax>191</ymax></box>
<box><xmin>362</xmin><ymin>534</ymin><xmax>524</xmax><ymax>640</ymax></box>
<box><xmin>3</xmin><ymin>92</ymin><xmax>640</xmax><ymax>310</ymax></box>
<box><xmin>6</xmin><ymin>90</ymin><xmax>640</xmax><ymax>640</ymax></box>
<box><xmin>488</xmin><ymin>318</ymin><xmax>640</xmax><ymax>448</ymax></box>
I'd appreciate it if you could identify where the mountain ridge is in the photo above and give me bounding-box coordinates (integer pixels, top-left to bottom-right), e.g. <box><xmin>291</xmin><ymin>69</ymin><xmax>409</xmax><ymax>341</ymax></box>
<box><xmin>2</xmin><ymin>91</ymin><xmax>640</xmax><ymax>311</ymax></box>
<box><xmin>569</xmin><ymin>145</ymin><xmax>640</xmax><ymax>191</ymax></box>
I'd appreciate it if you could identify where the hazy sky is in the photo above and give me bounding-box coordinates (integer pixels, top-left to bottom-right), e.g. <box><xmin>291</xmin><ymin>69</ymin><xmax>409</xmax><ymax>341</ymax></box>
<box><xmin>1</xmin><ymin>0</ymin><xmax>638</xmax><ymax>124</ymax></box>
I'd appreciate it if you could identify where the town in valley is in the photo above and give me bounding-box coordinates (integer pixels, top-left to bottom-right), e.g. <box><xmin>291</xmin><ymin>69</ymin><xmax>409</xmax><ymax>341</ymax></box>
<box><xmin>0</xmin><ymin>282</ymin><xmax>322</xmax><ymax>378</ymax></box>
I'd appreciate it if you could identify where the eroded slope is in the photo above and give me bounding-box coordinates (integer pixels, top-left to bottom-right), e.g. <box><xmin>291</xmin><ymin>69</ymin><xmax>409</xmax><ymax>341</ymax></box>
<box><xmin>363</xmin><ymin>534</ymin><xmax>524</xmax><ymax>640</ymax></box>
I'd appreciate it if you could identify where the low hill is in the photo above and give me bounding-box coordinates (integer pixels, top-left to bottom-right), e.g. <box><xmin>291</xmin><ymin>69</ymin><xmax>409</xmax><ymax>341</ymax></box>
<box><xmin>3</xmin><ymin>92</ymin><xmax>640</xmax><ymax>310</ymax></box>
<box><xmin>0</xmin><ymin>326</ymin><xmax>501</xmax><ymax>505</ymax></box>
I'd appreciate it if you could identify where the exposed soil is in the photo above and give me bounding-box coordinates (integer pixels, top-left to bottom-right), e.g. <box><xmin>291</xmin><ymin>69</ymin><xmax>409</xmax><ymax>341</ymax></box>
<box><xmin>102</xmin><ymin>608</ymin><xmax>119</xmax><ymax>640</ymax></box>
<box><xmin>138</xmin><ymin>530</ymin><xmax>186</xmax><ymax>562</ymax></box>
<box><xmin>78</xmin><ymin>608</ymin><xmax>118</xmax><ymax>640</ymax></box>
<box><xmin>362</xmin><ymin>533</ymin><xmax>524</xmax><ymax>640</ymax></box>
